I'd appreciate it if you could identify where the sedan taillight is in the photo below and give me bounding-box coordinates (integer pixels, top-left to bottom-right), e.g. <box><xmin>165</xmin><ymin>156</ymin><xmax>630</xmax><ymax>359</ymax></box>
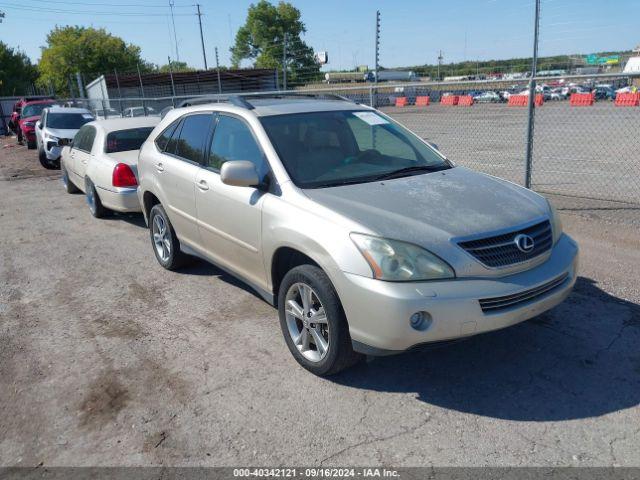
<box><xmin>112</xmin><ymin>163</ymin><xmax>138</xmax><ymax>187</ymax></box>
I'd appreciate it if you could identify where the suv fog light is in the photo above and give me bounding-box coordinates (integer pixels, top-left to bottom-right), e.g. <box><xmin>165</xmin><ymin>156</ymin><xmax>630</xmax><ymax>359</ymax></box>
<box><xmin>410</xmin><ymin>311</ymin><xmax>432</xmax><ymax>331</ymax></box>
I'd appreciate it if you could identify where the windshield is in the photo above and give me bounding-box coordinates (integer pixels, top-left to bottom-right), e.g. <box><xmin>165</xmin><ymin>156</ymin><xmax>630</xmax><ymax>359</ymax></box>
<box><xmin>260</xmin><ymin>110</ymin><xmax>450</xmax><ymax>188</ymax></box>
<box><xmin>47</xmin><ymin>113</ymin><xmax>94</xmax><ymax>129</ymax></box>
<box><xmin>105</xmin><ymin>127</ymin><xmax>155</xmax><ymax>153</ymax></box>
<box><xmin>21</xmin><ymin>103</ymin><xmax>52</xmax><ymax>118</ymax></box>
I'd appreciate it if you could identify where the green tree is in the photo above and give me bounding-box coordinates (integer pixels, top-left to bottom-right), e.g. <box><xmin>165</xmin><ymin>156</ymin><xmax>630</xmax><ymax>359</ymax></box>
<box><xmin>230</xmin><ymin>0</ymin><xmax>320</xmax><ymax>86</ymax></box>
<box><xmin>37</xmin><ymin>26</ymin><xmax>146</xmax><ymax>95</ymax></box>
<box><xmin>0</xmin><ymin>42</ymin><xmax>38</xmax><ymax>96</ymax></box>
<box><xmin>158</xmin><ymin>61</ymin><xmax>194</xmax><ymax>73</ymax></box>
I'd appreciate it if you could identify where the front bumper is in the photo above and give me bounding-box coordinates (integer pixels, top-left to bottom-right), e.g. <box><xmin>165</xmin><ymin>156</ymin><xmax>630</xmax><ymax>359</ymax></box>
<box><xmin>44</xmin><ymin>143</ymin><xmax>63</xmax><ymax>160</ymax></box>
<box><xmin>334</xmin><ymin>234</ymin><xmax>579</xmax><ymax>354</ymax></box>
<box><xmin>96</xmin><ymin>186</ymin><xmax>142</xmax><ymax>213</ymax></box>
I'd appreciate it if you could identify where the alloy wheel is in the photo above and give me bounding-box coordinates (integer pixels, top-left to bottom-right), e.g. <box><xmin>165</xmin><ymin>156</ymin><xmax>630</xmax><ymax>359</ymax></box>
<box><xmin>285</xmin><ymin>282</ymin><xmax>329</xmax><ymax>362</ymax></box>
<box><xmin>152</xmin><ymin>214</ymin><xmax>171</xmax><ymax>262</ymax></box>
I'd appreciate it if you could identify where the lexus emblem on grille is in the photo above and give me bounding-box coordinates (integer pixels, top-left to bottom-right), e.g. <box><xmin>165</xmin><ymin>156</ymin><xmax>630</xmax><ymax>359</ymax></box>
<box><xmin>514</xmin><ymin>234</ymin><xmax>535</xmax><ymax>253</ymax></box>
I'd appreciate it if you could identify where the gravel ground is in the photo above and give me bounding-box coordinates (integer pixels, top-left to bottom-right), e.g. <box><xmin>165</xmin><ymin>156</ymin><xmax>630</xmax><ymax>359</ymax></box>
<box><xmin>1</xmin><ymin>135</ymin><xmax>639</xmax><ymax>468</ymax></box>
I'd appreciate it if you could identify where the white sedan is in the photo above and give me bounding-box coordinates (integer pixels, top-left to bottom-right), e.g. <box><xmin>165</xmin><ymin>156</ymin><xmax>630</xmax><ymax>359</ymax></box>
<box><xmin>60</xmin><ymin>116</ymin><xmax>159</xmax><ymax>218</ymax></box>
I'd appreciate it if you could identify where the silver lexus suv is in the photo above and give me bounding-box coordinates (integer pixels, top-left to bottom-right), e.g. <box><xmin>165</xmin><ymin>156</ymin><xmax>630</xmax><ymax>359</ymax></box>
<box><xmin>137</xmin><ymin>95</ymin><xmax>578</xmax><ymax>376</ymax></box>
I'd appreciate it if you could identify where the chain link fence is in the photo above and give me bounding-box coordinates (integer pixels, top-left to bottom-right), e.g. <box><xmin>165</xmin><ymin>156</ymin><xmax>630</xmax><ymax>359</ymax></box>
<box><xmin>3</xmin><ymin>72</ymin><xmax>639</xmax><ymax>219</ymax></box>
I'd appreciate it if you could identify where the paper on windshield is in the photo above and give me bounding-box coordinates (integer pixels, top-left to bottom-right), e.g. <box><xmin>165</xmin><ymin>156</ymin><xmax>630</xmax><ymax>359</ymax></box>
<box><xmin>352</xmin><ymin>111</ymin><xmax>389</xmax><ymax>126</ymax></box>
<box><xmin>82</xmin><ymin>114</ymin><xmax>94</xmax><ymax>119</ymax></box>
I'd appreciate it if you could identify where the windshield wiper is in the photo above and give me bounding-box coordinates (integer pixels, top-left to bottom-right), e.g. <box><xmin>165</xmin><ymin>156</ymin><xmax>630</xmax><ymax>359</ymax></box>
<box><xmin>372</xmin><ymin>164</ymin><xmax>449</xmax><ymax>181</ymax></box>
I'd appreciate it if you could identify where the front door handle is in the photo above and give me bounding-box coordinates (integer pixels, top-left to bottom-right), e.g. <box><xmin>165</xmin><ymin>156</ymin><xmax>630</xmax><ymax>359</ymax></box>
<box><xmin>197</xmin><ymin>179</ymin><xmax>209</xmax><ymax>191</ymax></box>
<box><xmin>155</xmin><ymin>162</ymin><xmax>164</xmax><ymax>172</ymax></box>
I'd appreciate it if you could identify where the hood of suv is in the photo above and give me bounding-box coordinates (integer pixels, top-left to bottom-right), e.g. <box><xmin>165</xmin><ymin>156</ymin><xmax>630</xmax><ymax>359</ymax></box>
<box><xmin>303</xmin><ymin>166</ymin><xmax>548</xmax><ymax>246</ymax></box>
<box><xmin>46</xmin><ymin>128</ymin><xmax>79</xmax><ymax>140</ymax></box>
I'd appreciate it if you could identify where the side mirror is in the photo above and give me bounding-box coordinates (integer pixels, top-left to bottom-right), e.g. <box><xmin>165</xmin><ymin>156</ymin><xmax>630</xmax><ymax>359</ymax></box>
<box><xmin>220</xmin><ymin>160</ymin><xmax>259</xmax><ymax>188</ymax></box>
<box><xmin>427</xmin><ymin>141</ymin><xmax>439</xmax><ymax>151</ymax></box>
<box><xmin>38</xmin><ymin>122</ymin><xmax>43</xmax><ymax>130</ymax></box>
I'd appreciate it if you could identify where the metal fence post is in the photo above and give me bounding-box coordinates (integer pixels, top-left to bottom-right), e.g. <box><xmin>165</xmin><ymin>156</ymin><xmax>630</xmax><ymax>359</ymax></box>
<box><xmin>168</xmin><ymin>56</ymin><xmax>177</xmax><ymax>107</ymax></box>
<box><xmin>114</xmin><ymin>69</ymin><xmax>123</xmax><ymax>115</ymax></box>
<box><xmin>524</xmin><ymin>0</ymin><xmax>541</xmax><ymax>189</ymax></box>
<box><xmin>282</xmin><ymin>33</ymin><xmax>288</xmax><ymax>91</ymax></box>
<box><xmin>137</xmin><ymin>63</ymin><xmax>146</xmax><ymax>116</ymax></box>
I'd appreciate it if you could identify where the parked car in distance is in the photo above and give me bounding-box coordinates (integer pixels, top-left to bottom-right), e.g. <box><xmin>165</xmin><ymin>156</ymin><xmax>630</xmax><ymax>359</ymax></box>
<box><xmin>122</xmin><ymin>106</ymin><xmax>156</xmax><ymax>117</ymax></box>
<box><xmin>17</xmin><ymin>100</ymin><xmax>57</xmax><ymax>148</ymax></box>
<box><xmin>61</xmin><ymin>116</ymin><xmax>160</xmax><ymax>218</ymax></box>
<box><xmin>94</xmin><ymin>107</ymin><xmax>121</xmax><ymax>119</ymax></box>
<box><xmin>593</xmin><ymin>85</ymin><xmax>615</xmax><ymax>100</ymax></box>
<box><xmin>35</xmin><ymin>106</ymin><xmax>94</xmax><ymax>169</ymax></box>
<box><xmin>549</xmin><ymin>88</ymin><xmax>568</xmax><ymax>101</ymax></box>
<box><xmin>8</xmin><ymin>96</ymin><xmax>55</xmax><ymax>136</ymax></box>
<box><xmin>473</xmin><ymin>91</ymin><xmax>501</xmax><ymax>103</ymax></box>
<box><xmin>136</xmin><ymin>95</ymin><xmax>578</xmax><ymax>376</ymax></box>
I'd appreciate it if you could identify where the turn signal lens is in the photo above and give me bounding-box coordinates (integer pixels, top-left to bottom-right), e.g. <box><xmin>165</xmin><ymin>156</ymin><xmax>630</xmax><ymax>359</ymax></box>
<box><xmin>112</xmin><ymin>163</ymin><xmax>138</xmax><ymax>187</ymax></box>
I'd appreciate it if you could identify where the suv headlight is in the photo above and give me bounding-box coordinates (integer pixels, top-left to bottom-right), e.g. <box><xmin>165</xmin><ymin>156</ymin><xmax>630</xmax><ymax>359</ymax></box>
<box><xmin>45</xmin><ymin>133</ymin><xmax>60</xmax><ymax>143</ymax></box>
<box><xmin>547</xmin><ymin>199</ymin><xmax>563</xmax><ymax>244</ymax></box>
<box><xmin>350</xmin><ymin>233</ymin><xmax>455</xmax><ymax>281</ymax></box>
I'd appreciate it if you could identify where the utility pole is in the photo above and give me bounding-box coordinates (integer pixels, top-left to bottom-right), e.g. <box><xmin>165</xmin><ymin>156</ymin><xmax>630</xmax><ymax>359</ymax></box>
<box><xmin>215</xmin><ymin>47</ymin><xmax>222</xmax><ymax>94</ymax></box>
<box><xmin>282</xmin><ymin>33</ymin><xmax>288</xmax><ymax>91</ymax></box>
<box><xmin>169</xmin><ymin>0</ymin><xmax>180</xmax><ymax>62</ymax></box>
<box><xmin>524</xmin><ymin>0</ymin><xmax>540</xmax><ymax>189</ymax></box>
<box><xmin>196</xmin><ymin>4</ymin><xmax>208</xmax><ymax>69</ymax></box>
<box><xmin>437</xmin><ymin>50</ymin><xmax>443</xmax><ymax>81</ymax></box>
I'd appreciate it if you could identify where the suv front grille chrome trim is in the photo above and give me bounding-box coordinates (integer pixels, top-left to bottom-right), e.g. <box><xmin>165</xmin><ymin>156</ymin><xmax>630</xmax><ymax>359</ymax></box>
<box><xmin>458</xmin><ymin>220</ymin><xmax>552</xmax><ymax>268</ymax></box>
<box><xmin>479</xmin><ymin>272</ymin><xmax>569</xmax><ymax>313</ymax></box>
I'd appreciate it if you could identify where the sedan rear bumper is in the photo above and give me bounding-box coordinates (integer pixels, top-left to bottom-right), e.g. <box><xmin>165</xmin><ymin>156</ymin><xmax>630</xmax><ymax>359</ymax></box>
<box><xmin>333</xmin><ymin>234</ymin><xmax>579</xmax><ymax>354</ymax></box>
<box><xmin>96</xmin><ymin>185</ymin><xmax>142</xmax><ymax>213</ymax></box>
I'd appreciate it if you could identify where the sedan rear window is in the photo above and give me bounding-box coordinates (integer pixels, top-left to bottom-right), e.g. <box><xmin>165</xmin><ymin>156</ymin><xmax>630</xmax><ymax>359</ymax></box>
<box><xmin>105</xmin><ymin>127</ymin><xmax>155</xmax><ymax>153</ymax></box>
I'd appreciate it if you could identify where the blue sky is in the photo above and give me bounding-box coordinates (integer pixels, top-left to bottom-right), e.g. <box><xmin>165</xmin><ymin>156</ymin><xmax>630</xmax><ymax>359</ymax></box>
<box><xmin>2</xmin><ymin>0</ymin><xmax>639</xmax><ymax>71</ymax></box>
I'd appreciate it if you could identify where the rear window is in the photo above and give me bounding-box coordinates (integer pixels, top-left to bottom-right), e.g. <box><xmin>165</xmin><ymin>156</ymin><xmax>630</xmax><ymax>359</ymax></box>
<box><xmin>47</xmin><ymin>113</ymin><xmax>93</xmax><ymax>129</ymax></box>
<box><xmin>105</xmin><ymin>127</ymin><xmax>155</xmax><ymax>153</ymax></box>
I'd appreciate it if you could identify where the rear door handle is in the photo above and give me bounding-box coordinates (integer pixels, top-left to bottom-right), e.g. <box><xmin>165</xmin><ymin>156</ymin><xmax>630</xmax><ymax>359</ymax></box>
<box><xmin>197</xmin><ymin>179</ymin><xmax>209</xmax><ymax>191</ymax></box>
<box><xmin>155</xmin><ymin>162</ymin><xmax>164</xmax><ymax>172</ymax></box>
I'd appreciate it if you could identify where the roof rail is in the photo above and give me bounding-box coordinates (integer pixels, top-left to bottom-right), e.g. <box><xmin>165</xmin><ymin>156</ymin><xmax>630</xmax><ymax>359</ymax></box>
<box><xmin>175</xmin><ymin>91</ymin><xmax>354</xmax><ymax>111</ymax></box>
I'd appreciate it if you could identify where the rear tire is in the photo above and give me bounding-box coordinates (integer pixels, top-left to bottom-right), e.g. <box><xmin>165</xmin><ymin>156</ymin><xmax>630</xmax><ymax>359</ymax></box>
<box><xmin>149</xmin><ymin>204</ymin><xmax>188</xmax><ymax>270</ymax></box>
<box><xmin>27</xmin><ymin>140</ymin><xmax>36</xmax><ymax>150</ymax></box>
<box><xmin>85</xmin><ymin>178</ymin><xmax>109</xmax><ymax>218</ymax></box>
<box><xmin>278</xmin><ymin>265</ymin><xmax>362</xmax><ymax>376</ymax></box>
<box><xmin>61</xmin><ymin>165</ymin><xmax>79</xmax><ymax>193</ymax></box>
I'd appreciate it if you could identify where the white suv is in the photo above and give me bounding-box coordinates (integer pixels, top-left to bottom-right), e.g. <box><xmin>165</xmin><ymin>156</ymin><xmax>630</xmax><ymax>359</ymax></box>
<box><xmin>137</xmin><ymin>95</ymin><xmax>578</xmax><ymax>376</ymax></box>
<box><xmin>35</xmin><ymin>107</ymin><xmax>94</xmax><ymax>169</ymax></box>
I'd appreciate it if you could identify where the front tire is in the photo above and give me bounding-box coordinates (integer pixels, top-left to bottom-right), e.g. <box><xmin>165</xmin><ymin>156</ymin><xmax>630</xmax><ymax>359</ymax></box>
<box><xmin>85</xmin><ymin>178</ymin><xmax>109</xmax><ymax>218</ymax></box>
<box><xmin>278</xmin><ymin>265</ymin><xmax>362</xmax><ymax>376</ymax></box>
<box><xmin>149</xmin><ymin>204</ymin><xmax>187</xmax><ymax>270</ymax></box>
<box><xmin>38</xmin><ymin>147</ymin><xmax>59</xmax><ymax>169</ymax></box>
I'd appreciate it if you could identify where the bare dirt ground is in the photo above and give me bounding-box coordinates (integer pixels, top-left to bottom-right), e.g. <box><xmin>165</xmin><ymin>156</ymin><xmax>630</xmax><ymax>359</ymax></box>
<box><xmin>1</xmin><ymin>135</ymin><xmax>639</xmax><ymax>467</ymax></box>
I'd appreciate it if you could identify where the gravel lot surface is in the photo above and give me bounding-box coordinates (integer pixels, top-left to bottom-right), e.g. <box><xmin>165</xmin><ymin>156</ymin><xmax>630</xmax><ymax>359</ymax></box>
<box><xmin>1</xmin><ymin>135</ymin><xmax>639</xmax><ymax>468</ymax></box>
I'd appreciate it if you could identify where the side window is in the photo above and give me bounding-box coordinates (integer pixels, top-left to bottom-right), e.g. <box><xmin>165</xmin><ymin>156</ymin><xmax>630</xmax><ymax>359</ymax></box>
<box><xmin>73</xmin><ymin>127</ymin><xmax>87</xmax><ymax>150</ymax></box>
<box><xmin>207</xmin><ymin>115</ymin><xmax>268</xmax><ymax>179</ymax></box>
<box><xmin>174</xmin><ymin>114</ymin><xmax>212</xmax><ymax>162</ymax></box>
<box><xmin>82</xmin><ymin>126</ymin><xmax>97</xmax><ymax>153</ymax></box>
<box><xmin>155</xmin><ymin>120</ymin><xmax>179</xmax><ymax>152</ymax></box>
<box><xmin>164</xmin><ymin>119</ymin><xmax>184</xmax><ymax>156</ymax></box>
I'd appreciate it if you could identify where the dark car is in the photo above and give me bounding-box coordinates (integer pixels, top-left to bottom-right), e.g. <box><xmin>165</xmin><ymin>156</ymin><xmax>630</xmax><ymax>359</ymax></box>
<box><xmin>17</xmin><ymin>100</ymin><xmax>57</xmax><ymax>148</ymax></box>
<box><xmin>593</xmin><ymin>86</ymin><xmax>615</xmax><ymax>101</ymax></box>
